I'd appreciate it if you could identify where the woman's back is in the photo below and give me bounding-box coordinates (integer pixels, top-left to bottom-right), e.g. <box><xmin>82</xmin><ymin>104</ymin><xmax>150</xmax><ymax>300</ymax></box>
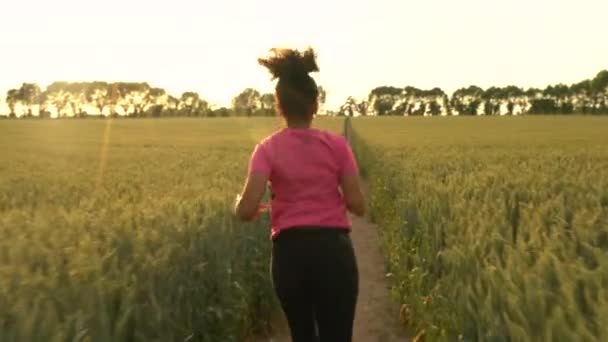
<box><xmin>249</xmin><ymin>127</ymin><xmax>358</xmax><ymax>239</ymax></box>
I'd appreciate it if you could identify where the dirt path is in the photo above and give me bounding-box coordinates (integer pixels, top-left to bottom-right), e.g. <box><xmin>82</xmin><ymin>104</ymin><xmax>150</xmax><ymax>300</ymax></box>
<box><xmin>250</xmin><ymin>190</ymin><xmax>411</xmax><ymax>342</ymax></box>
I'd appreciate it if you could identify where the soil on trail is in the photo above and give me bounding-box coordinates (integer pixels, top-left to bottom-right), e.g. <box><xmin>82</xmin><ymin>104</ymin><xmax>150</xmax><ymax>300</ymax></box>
<box><xmin>249</xmin><ymin>195</ymin><xmax>411</xmax><ymax>342</ymax></box>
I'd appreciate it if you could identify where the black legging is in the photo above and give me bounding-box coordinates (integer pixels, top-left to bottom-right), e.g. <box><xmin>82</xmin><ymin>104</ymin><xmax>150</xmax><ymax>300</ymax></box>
<box><xmin>271</xmin><ymin>227</ymin><xmax>359</xmax><ymax>342</ymax></box>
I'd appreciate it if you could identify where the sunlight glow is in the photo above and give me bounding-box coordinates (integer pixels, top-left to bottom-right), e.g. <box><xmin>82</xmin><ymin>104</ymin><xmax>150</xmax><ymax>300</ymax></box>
<box><xmin>0</xmin><ymin>0</ymin><xmax>607</xmax><ymax>110</ymax></box>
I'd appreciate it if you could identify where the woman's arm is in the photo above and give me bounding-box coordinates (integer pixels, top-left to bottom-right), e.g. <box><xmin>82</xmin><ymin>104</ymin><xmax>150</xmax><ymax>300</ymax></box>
<box><xmin>340</xmin><ymin>174</ymin><xmax>366</xmax><ymax>217</ymax></box>
<box><xmin>234</xmin><ymin>173</ymin><xmax>268</xmax><ymax>221</ymax></box>
<box><xmin>337</xmin><ymin>136</ymin><xmax>365</xmax><ymax>216</ymax></box>
<box><xmin>236</xmin><ymin>142</ymin><xmax>271</xmax><ymax>221</ymax></box>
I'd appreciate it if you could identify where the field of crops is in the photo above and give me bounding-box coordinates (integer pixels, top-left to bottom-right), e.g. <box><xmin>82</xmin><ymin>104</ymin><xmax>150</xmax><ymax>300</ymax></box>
<box><xmin>349</xmin><ymin>116</ymin><xmax>608</xmax><ymax>341</ymax></box>
<box><xmin>0</xmin><ymin>117</ymin><xmax>344</xmax><ymax>342</ymax></box>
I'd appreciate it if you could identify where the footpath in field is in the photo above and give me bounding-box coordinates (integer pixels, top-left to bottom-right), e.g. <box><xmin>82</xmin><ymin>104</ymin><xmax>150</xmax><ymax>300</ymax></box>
<box><xmin>251</xmin><ymin>198</ymin><xmax>411</xmax><ymax>342</ymax></box>
<box><xmin>349</xmin><ymin>204</ymin><xmax>412</xmax><ymax>342</ymax></box>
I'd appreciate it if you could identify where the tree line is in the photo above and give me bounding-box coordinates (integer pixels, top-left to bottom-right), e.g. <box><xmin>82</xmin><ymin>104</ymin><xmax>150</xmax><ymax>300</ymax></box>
<box><xmin>0</xmin><ymin>81</ymin><xmax>327</xmax><ymax>119</ymax></box>
<box><xmin>2</xmin><ymin>70</ymin><xmax>607</xmax><ymax>119</ymax></box>
<box><xmin>337</xmin><ymin>69</ymin><xmax>608</xmax><ymax>116</ymax></box>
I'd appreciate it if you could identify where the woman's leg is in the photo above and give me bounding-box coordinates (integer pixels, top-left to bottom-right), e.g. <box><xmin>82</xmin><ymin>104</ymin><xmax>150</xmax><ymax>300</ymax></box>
<box><xmin>272</xmin><ymin>236</ymin><xmax>318</xmax><ymax>342</ymax></box>
<box><xmin>313</xmin><ymin>232</ymin><xmax>359</xmax><ymax>342</ymax></box>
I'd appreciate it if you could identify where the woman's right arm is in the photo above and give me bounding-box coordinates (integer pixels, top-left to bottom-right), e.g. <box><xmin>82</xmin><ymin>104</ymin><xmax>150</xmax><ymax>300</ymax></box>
<box><xmin>340</xmin><ymin>173</ymin><xmax>366</xmax><ymax>217</ymax></box>
<box><xmin>338</xmin><ymin>137</ymin><xmax>366</xmax><ymax>217</ymax></box>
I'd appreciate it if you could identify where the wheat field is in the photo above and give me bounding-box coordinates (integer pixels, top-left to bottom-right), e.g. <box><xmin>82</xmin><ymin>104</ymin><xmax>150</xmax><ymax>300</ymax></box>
<box><xmin>349</xmin><ymin>116</ymin><xmax>608</xmax><ymax>342</ymax></box>
<box><xmin>0</xmin><ymin>117</ymin><xmax>343</xmax><ymax>342</ymax></box>
<box><xmin>3</xmin><ymin>115</ymin><xmax>607</xmax><ymax>341</ymax></box>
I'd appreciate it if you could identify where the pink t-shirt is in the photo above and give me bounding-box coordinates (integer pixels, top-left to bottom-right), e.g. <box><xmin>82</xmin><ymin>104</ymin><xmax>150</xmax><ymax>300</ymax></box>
<box><xmin>248</xmin><ymin>127</ymin><xmax>358</xmax><ymax>240</ymax></box>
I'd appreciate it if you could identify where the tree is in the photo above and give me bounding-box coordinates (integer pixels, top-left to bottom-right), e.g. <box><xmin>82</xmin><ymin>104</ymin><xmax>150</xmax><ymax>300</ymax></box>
<box><xmin>424</xmin><ymin>88</ymin><xmax>447</xmax><ymax>116</ymax></box>
<box><xmin>85</xmin><ymin>82</ymin><xmax>110</xmax><ymax>116</ymax></box>
<box><xmin>570</xmin><ymin>80</ymin><xmax>592</xmax><ymax>114</ymax></box>
<box><xmin>114</xmin><ymin>82</ymin><xmax>150</xmax><ymax>117</ymax></box>
<box><xmin>179</xmin><ymin>92</ymin><xmax>202</xmax><ymax>116</ymax></box>
<box><xmin>591</xmin><ymin>70</ymin><xmax>608</xmax><ymax>93</ymax></box>
<box><xmin>317</xmin><ymin>86</ymin><xmax>327</xmax><ymax>114</ymax></box>
<box><xmin>529</xmin><ymin>98</ymin><xmax>558</xmax><ymax>114</ymax></box>
<box><xmin>591</xmin><ymin>70</ymin><xmax>608</xmax><ymax>113</ymax></box>
<box><xmin>232</xmin><ymin>88</ymin><xmax>261</xmax><ymax>116</ymax></box>
<box><xmin>502</xmin><ymin>86</ymin><xmax>524</xmax><ymax>115</ymax></box>
<box><xmin>357</xmin><ymin>100</ymin><xmax>369</xmax><ymax>116</ymax></box>
<box><xmin>339</xmin><ymin>97</ymin><xmax>359</xmax><ymax>117</ymax></box>
<box><xmin>482</xmin><ymin>87</ymin><xmax>502</xmax><ymax>115</ymax></box>
<box><xmin>106</xmin><ymin>83</ymin><xmax>123</xmax><ymax>117</ymax></box>
<box><xmin>212</xmin><ymin>107</ymin><xmax>232</xmax><ymax>117</ymax></box>
<box><xmin>428</xmin><ymin>100</ymin><xmax>441</xmax><ymax>116</ymax></box>
<box><xmin>368</xmin><ymin>86</ymin><xmax>402</xmax><ymax>115</ymax></box>
<box><xmin>399</xmin><ymin>86</ymin><xmax>423</xmax><ymax>115</ymax></box>
<box><xmin>17</xmin><ymin>83</ymin><xmax>41</xmax><ymax>117</ymax></box>
<box><xmin>51</xmin><ymin>92</ymin><xmax>70</xmax><ymax>118</ymax></box>
<box><xmin>165</xmin><ymin>96</ymin><xmax>179</xmax><ymax>117</ymax></box>
<box><xmin>533</xmin><ymin>84</ymin><xmax>572</xmax><ymax>115</ymax></box>
<box><xmin>3</xmin><ymin>67</ymin><xmax>608</xmax><ymax>120</ymax></box>
<box><xmin>45</xmin><ymin>81</ymin><xmax>80</xmax><ymax>117</ymax></box>
<box><xmin>38</xmin><ymin>91</ymin><xmax>52</xmax><ymax>118</ymax></box>
<box><xmin>451</xmin><ymin>86</ymin><xmax>483</xmax><ymax>115</ymax></box>
<box><xmin>129</xmin><ymin>89</ymin><xmax>150</xmax><ymax>117</ymax></box>
<box><xmin>140</xmin><ymin>89</ymin><xmax>168</xmax><ymax>117</ymax></box>
<box><xmin>197</xmin><ymin>99</ymin><xmax>211</xmax><ymax>117</ymax></box>
<box><xmin>67</xmin><ymin>83</ymin><xmax>87</xmax><ymax>117</ymax></box>
<box><xmin>6</xmin><ymin>89</ymin><xmax>19</xmax><ymax>118</ymax></box>
<box><xmin>552</xmin><ymin>84</ymin><xmax>573</xmax><ymax>114</ymax></box>
<box><xmin>260</xmin><ymin>93</ymin><xmax>276</xmax><ymax>116</ymax></box>
<box><xmin>412</xmin><ymin>102</ymin><xmax>426</xmax><ymax>116</ymax></box>
<box><xmin>147</xmin><ymin>87</ymin><xmax>167</xmax><ymax>115</ymax></box>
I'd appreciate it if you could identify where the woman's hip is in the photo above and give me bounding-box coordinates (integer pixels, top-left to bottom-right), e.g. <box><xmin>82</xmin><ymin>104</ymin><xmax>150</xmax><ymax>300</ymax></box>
<box><xmin>271</xmin><ymin>226</ymin><xmax>358</xmax><ymax>278</ymax></box>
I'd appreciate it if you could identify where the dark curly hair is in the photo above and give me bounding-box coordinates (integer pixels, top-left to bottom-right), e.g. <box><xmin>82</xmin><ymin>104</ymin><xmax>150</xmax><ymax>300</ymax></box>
<box><xmin>258</xmin><ymin>47</ymin><xmax>320</xmax><ymax>123</ymax></box>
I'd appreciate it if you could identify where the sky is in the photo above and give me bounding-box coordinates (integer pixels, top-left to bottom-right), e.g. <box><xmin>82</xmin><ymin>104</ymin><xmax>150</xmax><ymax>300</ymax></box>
<box><xmin>0</xmin><ymin>0</ymin><xmax>607</xmax><ymax>110</ymax></box>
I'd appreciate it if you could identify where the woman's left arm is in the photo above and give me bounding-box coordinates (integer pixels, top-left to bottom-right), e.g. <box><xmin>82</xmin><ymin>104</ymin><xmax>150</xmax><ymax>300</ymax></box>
<box><xmin>234</xmin><ymin>173</ymin><xmax>268</xmax><ymax>221</ymax></box>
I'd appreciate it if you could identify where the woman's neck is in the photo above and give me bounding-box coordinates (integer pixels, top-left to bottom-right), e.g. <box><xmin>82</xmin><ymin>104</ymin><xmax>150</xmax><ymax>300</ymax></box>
<box><xmin>286</xmin><ymin>120</ymin><xmax>311</xmax><ymax>129</ymax></box>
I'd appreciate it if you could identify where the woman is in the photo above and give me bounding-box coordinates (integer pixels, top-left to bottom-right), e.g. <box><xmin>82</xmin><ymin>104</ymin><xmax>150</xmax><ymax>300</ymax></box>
<box><xmin>234</xmin><ymin>47</ymin><xmax>365</xmax><ymax>342</ymax></box>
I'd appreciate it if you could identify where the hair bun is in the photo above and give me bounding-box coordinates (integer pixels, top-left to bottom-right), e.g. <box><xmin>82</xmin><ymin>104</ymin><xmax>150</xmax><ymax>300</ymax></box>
<box><xmin>258</xmin><ymin>47</ymin><xmax>319</xmax><ymax>80</ymax></box>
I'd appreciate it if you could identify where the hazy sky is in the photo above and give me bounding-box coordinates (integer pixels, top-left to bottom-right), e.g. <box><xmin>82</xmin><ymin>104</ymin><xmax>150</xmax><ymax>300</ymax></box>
<box><xmin>0</xmin><ymin>0</ymin><xmax>607</xmax><ymax>109</ymax></box>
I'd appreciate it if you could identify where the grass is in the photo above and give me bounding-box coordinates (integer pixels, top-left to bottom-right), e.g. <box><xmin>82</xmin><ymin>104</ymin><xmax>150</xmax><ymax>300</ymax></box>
<box><xmin>0</xmin><ymin>117</ymin><xmax>343</xmax><ymax>342</ymax></box>
<box><xmin>349</xmin><ymin>116</ymin><xmax>608</xmax><ymax>342</ymax></box>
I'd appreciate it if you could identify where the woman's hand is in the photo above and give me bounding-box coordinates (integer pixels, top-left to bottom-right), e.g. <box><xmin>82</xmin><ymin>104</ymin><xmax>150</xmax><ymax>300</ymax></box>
<box><xmin>235</xmin><ymin>194</ymin><xmax>269</xmax><ymax>222</ymax></box>
<box><xmin>254</xmin><ymin>203</ymin><xmax>270</xmax><ymax>221</ymax></box>
<box><xmin>234</xmin><ymin>173</ymin><xmax>270</xmax><ymax>221</ymax></box>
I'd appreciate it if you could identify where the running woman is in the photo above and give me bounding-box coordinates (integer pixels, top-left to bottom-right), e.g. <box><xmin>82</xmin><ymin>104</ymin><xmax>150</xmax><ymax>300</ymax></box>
<box><xmin>234</xmin><ymin>47</ymin><xmax>365</xmax><ymax>342</ymax></box>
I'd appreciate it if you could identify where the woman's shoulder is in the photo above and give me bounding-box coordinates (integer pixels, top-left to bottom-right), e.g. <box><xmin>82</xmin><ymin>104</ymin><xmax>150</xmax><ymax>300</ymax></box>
<box><xmin>314</xmin><ymin>128</ymin><xmax>349</xmax><ymax>145</ymax></box>
<box><xmin>258</xmin><ymin>129</ymin><xmax>286</xmax><ymax>146</ymax></box>
<box><xmin>259</xmin><ymin>127</ymin><xmax>348</xmax><ymax>147</ymax></box>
